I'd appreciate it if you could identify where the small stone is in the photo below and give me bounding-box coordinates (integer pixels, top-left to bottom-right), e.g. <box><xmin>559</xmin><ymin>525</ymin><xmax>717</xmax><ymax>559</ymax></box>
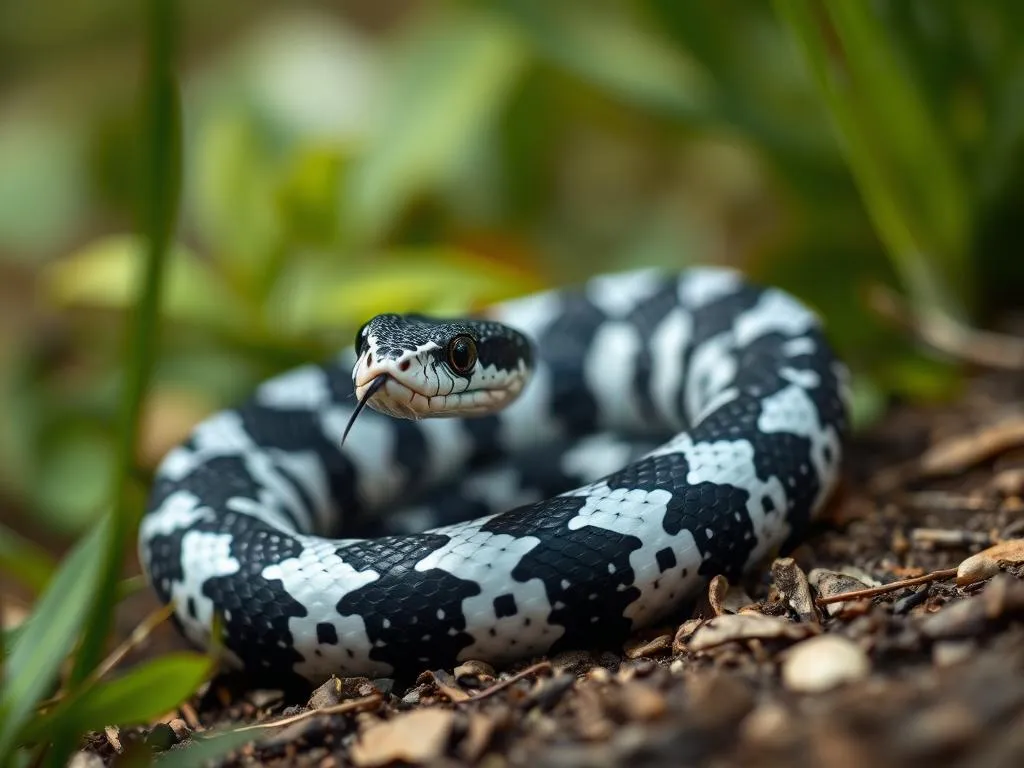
<box><xmin>782</xmin><ymin>634</ymin><xmax>870</xmax><ymax>693</ymax></box>
<box><xmin>247</xmin><ymin>688</ymin><xmax>284</xmax><ymax>709</ymax></box>
<box><xmin>613</xmin><ymin>682</ymin><xmax>667</xmax><ymax>721</ymax></box>
<box><xmin>67</xmin><ymin>752</ymin><xmax>104</xmax><ymax>768</ymax></box>
<box><xmin>669</xmin><ymin>659</ymin><xmax>685</xmax><ymax>675</ymax></box>
<box><xmin>932</xmin><ymin>639</ymin><xmax>976</xmax><ymax>667</ymax></box>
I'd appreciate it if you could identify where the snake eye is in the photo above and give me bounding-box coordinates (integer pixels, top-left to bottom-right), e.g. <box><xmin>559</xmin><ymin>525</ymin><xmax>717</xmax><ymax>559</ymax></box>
<box><xmin>447</xmin><ymin>335</ymin><xmax>477</xmax><ymax>374</ymax></box>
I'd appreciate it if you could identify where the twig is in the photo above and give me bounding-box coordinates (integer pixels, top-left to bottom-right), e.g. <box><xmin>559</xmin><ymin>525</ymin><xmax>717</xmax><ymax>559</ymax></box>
<box><xmin>815</xmin><ymin>567</ymin><xmax>958</xmax><ymax>605</ymax></box>
<box><xmin>37</xmin><ymin>602</ymin><xmax>178</xmax><ymax>711</ymax></box>
<box><xmin>868</xmin><ymin>284</ymin><xmax>1024</xmax><ymax>370</ymax></box>
<box><xmin>93</xmin><ymin>601</ymin><xmax>178</xmax><ymax>682</ymax></box>
<box><xmin>230</xmin><ymin>693</ymin><xmax>383</xmax><ymax>732</ymax></box>
<box><xmin>460</xmin><ymin>661</ymin><xmax>553</xmax><ymax>703</ymax></box>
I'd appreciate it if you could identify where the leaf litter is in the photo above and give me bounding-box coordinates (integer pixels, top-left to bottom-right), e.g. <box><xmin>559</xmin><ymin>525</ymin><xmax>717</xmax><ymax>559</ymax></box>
<box><xmin>73</xmin><ymin>367</ymin><xmax>1024</xmax><ymax>767</ymax></box>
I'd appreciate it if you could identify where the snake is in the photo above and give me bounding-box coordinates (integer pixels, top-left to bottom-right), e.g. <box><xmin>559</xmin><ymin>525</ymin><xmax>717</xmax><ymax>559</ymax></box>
<box><xmin>139</xmin><ymin>267</ymin><xmax>849</xmax><ymax>686</ymax></box>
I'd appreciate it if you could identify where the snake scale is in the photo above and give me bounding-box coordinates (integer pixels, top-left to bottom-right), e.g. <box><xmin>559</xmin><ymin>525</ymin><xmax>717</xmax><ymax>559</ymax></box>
<box><xmin>139</xmin><ymin>267</ymin><xmax>849</xmax><ymax>686</ymax></box>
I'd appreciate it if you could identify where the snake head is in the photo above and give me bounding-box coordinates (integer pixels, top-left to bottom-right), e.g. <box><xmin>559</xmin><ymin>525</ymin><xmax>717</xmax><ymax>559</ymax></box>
<box><xmin>343</xmin><ymin>313</ymin><xmax>534</xmax><ymax>439</ymax></box>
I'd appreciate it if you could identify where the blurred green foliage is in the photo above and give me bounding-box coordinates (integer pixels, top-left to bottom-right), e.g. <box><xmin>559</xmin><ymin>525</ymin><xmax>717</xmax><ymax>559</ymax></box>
<box><xmin>2</xmin><ymin>0</ymin><xmax>1024</xmax><ymax>762</ymax></box>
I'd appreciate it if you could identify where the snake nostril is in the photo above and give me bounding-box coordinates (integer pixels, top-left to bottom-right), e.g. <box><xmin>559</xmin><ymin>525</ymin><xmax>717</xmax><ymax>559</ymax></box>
<box><xmin>367</xmin><ymin>351</ymin><xmax>373</xmax><ymax>365</ymax></box>
<box><xmin>399</xmin><ymin>360</ymin><xmax>411</xmax><ymax>372</ymax></box>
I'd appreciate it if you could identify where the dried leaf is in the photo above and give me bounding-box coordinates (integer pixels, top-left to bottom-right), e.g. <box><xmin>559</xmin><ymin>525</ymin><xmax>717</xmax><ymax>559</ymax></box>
<box><xmin>920</xmin><ymin>419</ymin><xmax>1024</xmax><ymax>477</ymax></box>
<box><xmin>956</xmin><ymin>539</ymin><xmax>1024</xmax><ymax>586</ymax></box>
<box><xmin>623</xmin><ymin>632</ymin><xmax>673</xmax><ymax>659</ymax></box>
<box><xmin>351</xmin><ymin>709</ymin><xmax>455</xmax><ymax>767</ymax></box>
<box><xmin>771</xmin><ymin>558</ymin><xmax>819</xmax><ymax>623</ymax></box>
<box><xmin>687</xmin><ymin>613</ymin><xmax>818</xmax><ymax>652</ymax></box>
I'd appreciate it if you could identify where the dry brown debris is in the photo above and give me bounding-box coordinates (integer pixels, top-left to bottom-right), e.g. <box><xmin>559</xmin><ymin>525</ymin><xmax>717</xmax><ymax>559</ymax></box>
<box><xmin>81</xmin><ymin>369</ymin><xmax>1024</xmax><ymax>767</ymax></box>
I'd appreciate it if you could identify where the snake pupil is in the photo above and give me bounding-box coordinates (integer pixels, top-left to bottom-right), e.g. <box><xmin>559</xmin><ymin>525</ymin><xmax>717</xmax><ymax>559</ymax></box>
<box><xmin>447</xmin><ymin>335</ymin><xmax>477</xmax><ymax>374</ymax></box>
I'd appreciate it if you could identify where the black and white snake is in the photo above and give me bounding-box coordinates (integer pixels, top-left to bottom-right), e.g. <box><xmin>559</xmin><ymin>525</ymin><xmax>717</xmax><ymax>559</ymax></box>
<box><xmin>139</xmin><ymin>267</ymin><xmax>849</xmax><ymax>685</ymax></box>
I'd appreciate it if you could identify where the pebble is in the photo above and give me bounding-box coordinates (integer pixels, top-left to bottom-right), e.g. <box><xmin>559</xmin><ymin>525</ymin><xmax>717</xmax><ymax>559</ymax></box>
<box><xmin>782</xmin><ymin>635</ymin><xmax>870</xmax><ymax>693</ymax></box>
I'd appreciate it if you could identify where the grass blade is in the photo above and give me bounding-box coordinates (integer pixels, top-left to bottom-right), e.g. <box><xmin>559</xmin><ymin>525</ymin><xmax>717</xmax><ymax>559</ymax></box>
<box><xmin>0</xmin><ymin>520</ymin><xmax>108</xmax><ymax>758</ymax></box>
<box><xmin>69</xmin><ymin>0</ymin><xmax>181</xmax><ymax>688</ymax></box>
<box><xmin>774</xmin><ymin>0</ymin><xmax>972</xmax><ymax>319</ymax></box>
<box><xmin>19</xmin><ymin>654</ymin><xmax>211</xmax><ymax>745</ymax></box>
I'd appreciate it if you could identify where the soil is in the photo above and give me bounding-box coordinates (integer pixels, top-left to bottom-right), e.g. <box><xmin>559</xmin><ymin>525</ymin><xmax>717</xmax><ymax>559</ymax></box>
<box><xmin>80</xmin><ymin>368</ymin><xmax>1024</xmax><ymax>768</ymax></box>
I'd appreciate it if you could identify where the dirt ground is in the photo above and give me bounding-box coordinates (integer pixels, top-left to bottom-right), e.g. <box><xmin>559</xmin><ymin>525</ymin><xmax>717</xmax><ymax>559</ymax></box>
<box><xmin>81</xmin><ymin>367</ymin><xmax>1024</xmax><ymax>768</ymax></box>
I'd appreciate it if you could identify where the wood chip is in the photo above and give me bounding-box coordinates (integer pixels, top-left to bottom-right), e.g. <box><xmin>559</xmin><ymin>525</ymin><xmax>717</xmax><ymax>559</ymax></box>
<box><xmin>457</xmin><ymin>712</ymin><xmax>497</xmax><ymax>762</ymax></box>
<box><xmin>623</xmin><ymin>631</ymin><xmax>673</xmax><ymax>659</ymax></box>
<box><xmin>351</xmin><ymin>709</ymin><xmax>455</xmax><ymax>767</ymax></box>
<box><xmin>687</xmin><ymin>613</ymin><xmax>818</xmax><ymax>652</ymax></box>
<box><xmin>920</xmin><ymin>419</ymin><xmax>1024</xmax><ymax>478</ymax></box>
<box><xmin>957</xmin><ymin>539</ymin><xmax>1024</xmax><ymax>586</ymax></box>
<box><xmin>771</xmin><ymin>558</ymin><xmax>819</xmax><ymax>623</ymax></box>
<box><xmin>425</xmin><ymin>669</ymin><xmax>471</xmax><ymax>702</ymax></box>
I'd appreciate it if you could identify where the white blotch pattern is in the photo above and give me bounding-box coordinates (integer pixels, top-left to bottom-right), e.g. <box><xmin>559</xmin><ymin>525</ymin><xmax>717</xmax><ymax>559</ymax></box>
<box><xmin>685</xmin><ymin>333</ymin><xmax>737</xmax><ymax>423</ymax></box>
<box><xmin>415</xmin><ymin>519</ymin><xmax>560</xmax><ymax>662</ymax></box>
<box><xmin>647</xmin><ymin>434</ymin><xmax>790</xmax><ymax>568</ymax></box>
<box><xmin>159</xmin><ymin>410</ymin><xmax>255</xmax><ymax>481</ymax></box>
<box><xmin>487</xmin><ymin>287</ymin><xmax>563</xmax><ymax>338</ymax></box>
<box><xmin>139</xmin><ymin>490</ymin><xmax>211</xmax><ymax>541</ymax></box>
<box><xmin>262</xmin><ymin>536</ymin><xmax>384</xmax><ymax>679</ymax></box>
<box><xmin>678</xmin><ymin>268</ymin><xmax>742</xmax><ymax>308</ymax></box>
<box><xmin>172</xmin><ymin>531</ymin><xmax>241</xmax><ymax>651</ymax></box>
<box><xmin>560</xmin><ymin>434</ymin><xmax>640</xmax><ymax>485</ymax></box>
<box><xmin>256</xmin><ymin>365</ymin><xmax>332</xmax><ymax>410</ymax></box>
<box><xmin>322</xmin><ymin>406</ymin><xmax>404</xmax><ymax>510</ymax></box>
<box><xmin>565</xmin><ymin>483</ymin><xmax>703</xmax><ymax>624</ymax></box>
<box><xmin>735</xmin><ymin>289</ymin><xmax>817</xmax><ymax>346</ymax></box>
<box><xmin>583</xmin><ymin>321</ymin><xmax>645</xmax><ymax>431</ymax></box>
<box><xmin>498</xmin><ymin>361</ymin><xmax>565</xmax><ymax>453</ymax></box>
<box><xmin>648</xmin><ymin>306</ymin><xmax>693</xmax><ymax>429</ymax></box>
<box><xmin>586</xmin><ymin>268</ymin><xmax>666</xmax><ymax>317</ymax></box>
<box><xmin>758</xmin><ymin>383</ymin><xmax>841</xmax><ymax>508</ymax></box>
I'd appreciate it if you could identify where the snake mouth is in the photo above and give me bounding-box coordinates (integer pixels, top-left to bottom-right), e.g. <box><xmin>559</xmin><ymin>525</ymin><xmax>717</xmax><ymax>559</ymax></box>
<box><xmin>341</xmin><ymin>373</ymin><xmax>389</xmax><ymax>445</ymax></box>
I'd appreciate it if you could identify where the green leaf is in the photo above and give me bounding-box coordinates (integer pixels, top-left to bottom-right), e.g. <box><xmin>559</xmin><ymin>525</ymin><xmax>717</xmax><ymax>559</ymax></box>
<box><xmin>343</xmin><ymin>8</ymin><xmax>528</xmax><ymax>242</ymax></box>
<box><xmin>189</xmin><ymin>108</ymin><xmax>284</xmax><ymax>280</ymax></box>
<box><xmin>276</xmin><ymin>143</ymin><xmax>348</xmax><ymax>248</ymax></box>
<box><xmin>0</xmin><ymin>519</ymin><xmax>108</xmax><ymax>757</ymax></box>
<box><xmin>41</xmin><ymin>234</ymin><xmax>245</xmax><ymax>330</ymax></box>
<box><xmin>0</xmin><ymin>524</ymin><xmax>55</xmax><ymax>596</ymax></box>
<box><xmin>276</xmin><ymin>248</ymin><xmax>545</xmax><ymax>332</ymax></box>
<box><xmin>495</xmin><ymin>0</ymin><xmax>713</xmax><ymax>121</ymax></box>
<box><xmin>773</xmin><ymin>0</ymin><xmax>971</xmax><ymax>320</ymax></box>
<box><xmin>19</xmin><ymin>654</ymin><xmax>212</xmax><ymax>745</ymax></box>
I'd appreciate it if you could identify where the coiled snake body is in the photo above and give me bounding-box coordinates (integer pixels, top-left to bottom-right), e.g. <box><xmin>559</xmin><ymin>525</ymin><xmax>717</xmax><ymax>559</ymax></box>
<box><xmin>139</xmin><ymin>268</ymin><xmax>849</xmax><ymax>685</ymax></box>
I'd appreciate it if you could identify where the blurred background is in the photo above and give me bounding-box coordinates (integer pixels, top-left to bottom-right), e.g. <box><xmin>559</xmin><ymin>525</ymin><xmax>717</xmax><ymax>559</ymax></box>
<box><xmin>2</xmin><ymin>0</ymin><xmax>1024</xmax><ymax>585</ymax></box>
